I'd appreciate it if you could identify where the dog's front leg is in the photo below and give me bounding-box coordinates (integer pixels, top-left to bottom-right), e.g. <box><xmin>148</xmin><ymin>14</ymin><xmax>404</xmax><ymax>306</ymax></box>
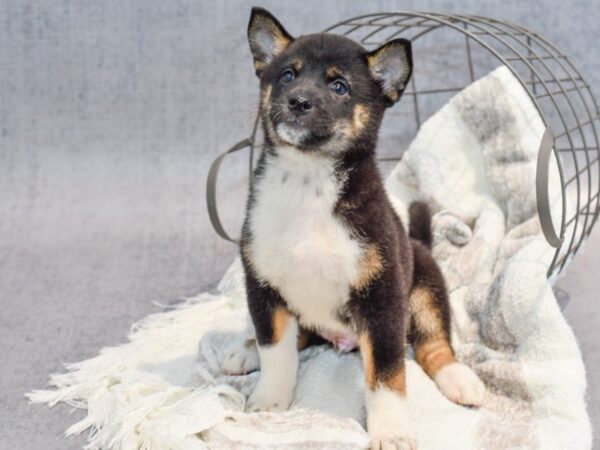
<box><xmin>245</xmin><ymin>273</ymin><xmax>298</xmax><ymax>412</ymax></box>
<box><xmin>359</xmin><ymin>327</ymin><xmax>415</xmax><ymax>450</ymax></box>
<box><xmin>356</xmin><ymin>281</ymin><xmax>416</xmax><ymax>450</ymax></box>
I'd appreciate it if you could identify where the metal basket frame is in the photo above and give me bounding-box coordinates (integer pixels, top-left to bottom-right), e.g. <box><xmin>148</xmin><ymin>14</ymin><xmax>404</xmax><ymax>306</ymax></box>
<box><xmin>207</xmin><ymin>12</ymin><xmax>600</xmax><ymax>279</ymax></box>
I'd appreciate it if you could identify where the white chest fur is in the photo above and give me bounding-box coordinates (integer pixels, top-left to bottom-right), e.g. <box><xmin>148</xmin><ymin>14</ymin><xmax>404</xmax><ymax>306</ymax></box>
<box><xmin>248</xmin><ymin>148</ymin><xmax>362</xmax><ymax>332</ymax></box>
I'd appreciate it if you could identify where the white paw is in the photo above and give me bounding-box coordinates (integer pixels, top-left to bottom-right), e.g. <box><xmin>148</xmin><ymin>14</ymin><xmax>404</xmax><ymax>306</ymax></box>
<box><xmin>221</xmin><ymin>339</ymin><xmax>260</xmax><ymax>375</ymax></box>
<box><xmin>434</xmin><ymin>362</ymin><xmax>485</xmax><ymax>406</ymax></box>
<box><xmin>246</xmin><ymin>378</ymin><xmax>294</xmax><ymax>412</ymax></box>
<box><xmin>366</xmin><ymin>387</ymin><xmax>416</xmax><ymax>450</ymax></box>
<box><xmin>370</xmin><ymin>436</ymin><xmax>417</xmax><ymax>450</ymax></box>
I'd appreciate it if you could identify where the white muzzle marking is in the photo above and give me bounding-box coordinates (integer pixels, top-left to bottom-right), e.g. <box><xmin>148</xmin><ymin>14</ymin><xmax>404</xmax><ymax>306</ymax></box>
<box><xmin>276</xmin><ymin>123</ymin><xmax>310</xmax><ymax>146</ymax></box>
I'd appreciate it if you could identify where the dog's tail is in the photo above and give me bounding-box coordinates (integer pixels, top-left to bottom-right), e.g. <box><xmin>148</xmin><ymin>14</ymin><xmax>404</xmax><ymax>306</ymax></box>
<box><xmin>408</xmin><ymin>201</ymin><xmax>432</xmax><ymax>249</ymax></box>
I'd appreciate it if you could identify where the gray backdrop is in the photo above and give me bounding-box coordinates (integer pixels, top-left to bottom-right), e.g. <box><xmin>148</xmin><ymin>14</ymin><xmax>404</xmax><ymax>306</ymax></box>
<box><xmin>1</xmin><ymin>1</ymin><xmax>599</xmax><ymax>449</ymax></box>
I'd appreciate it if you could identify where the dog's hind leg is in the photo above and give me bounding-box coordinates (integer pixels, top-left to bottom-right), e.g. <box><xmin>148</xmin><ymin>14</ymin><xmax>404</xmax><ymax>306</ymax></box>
<box><xmin>222</xmin><ymin>325</ymin><xmax>326</xmax><ymax>376</ymax></box>
<box><xmin>409</xmin><ymin>241</ymin><xmax>485</xmax><ymax>407</ymax></box>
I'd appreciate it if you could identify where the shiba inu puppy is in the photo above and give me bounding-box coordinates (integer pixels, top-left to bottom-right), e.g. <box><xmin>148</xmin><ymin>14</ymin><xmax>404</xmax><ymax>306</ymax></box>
<box><xmin>223</xmin><ymin>7</ymin><xmax>485</xmax><ymax>449</ymax></box>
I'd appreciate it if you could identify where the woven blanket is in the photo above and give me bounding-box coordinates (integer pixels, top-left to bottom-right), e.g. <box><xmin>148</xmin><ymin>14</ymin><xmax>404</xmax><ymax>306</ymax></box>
<box><xmin>28</xmin><ymin>66</ymin><xmax>591</xmax><ymax>449</ymax></box>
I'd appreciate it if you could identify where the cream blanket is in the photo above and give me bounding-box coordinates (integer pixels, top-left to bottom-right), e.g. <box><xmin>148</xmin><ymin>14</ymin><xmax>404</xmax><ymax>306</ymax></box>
<box><xmin>28</xmin><ymin>66</ymin><xmax>591</xmax><ymax>449</ymax></box>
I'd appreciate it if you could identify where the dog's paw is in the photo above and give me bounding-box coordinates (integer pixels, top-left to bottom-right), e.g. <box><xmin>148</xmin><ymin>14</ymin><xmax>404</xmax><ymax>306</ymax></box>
<box><xmin>434</xmin><ymin>362</ymin><xmax>485</xmax><ymax>406</ymax></box>
<box><xmin>366</xmin><ymin>387</ymin><xmax>416</xmax><ymax>450</ymax></box>
<box><xmin>246</xmin><ymin>379</ymin><xmax>294</xmax><ymax>412</ymax></box>
<box><xmin>370</xmin><ymin>436</ymin><xmax>417</xmax><ymax>450</ymax></box>
<box><xmin>221</xmin><ymin>339</ymin><xmax>260</xmax><ymax>375</ymax></box>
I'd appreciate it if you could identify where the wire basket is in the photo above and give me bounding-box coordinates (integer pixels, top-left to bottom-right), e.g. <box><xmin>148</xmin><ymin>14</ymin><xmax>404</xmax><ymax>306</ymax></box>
<box><xmin>207</xmin><ymin>12</ymin><xmax>600</xmax><ymax>280</ymax></box>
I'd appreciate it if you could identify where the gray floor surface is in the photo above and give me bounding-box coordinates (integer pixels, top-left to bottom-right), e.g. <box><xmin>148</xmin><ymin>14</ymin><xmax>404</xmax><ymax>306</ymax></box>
<box><xmin>1</xmin><ymin>1</ymin><xmax>599</xmax><ymax>449</ymax></box>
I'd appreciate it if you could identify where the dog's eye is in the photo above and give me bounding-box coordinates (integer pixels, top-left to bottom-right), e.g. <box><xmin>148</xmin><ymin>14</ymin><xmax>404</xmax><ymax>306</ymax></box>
<box><xmin>280</xmin><ymin>69</ymin><xmax>295</xmax><ymax>84</ymax></box>
<box><xmin>330</xmin><ymin>80</ymin><xmax>349</xmax><ymax>96</ymax></box>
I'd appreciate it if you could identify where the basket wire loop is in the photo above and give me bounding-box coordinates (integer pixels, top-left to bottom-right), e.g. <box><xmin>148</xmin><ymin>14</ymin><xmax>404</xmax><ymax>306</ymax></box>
<box><xmin>207</xmin><ymin>12</ymin><xmax>600</xmax><ymax>279</ymax></box>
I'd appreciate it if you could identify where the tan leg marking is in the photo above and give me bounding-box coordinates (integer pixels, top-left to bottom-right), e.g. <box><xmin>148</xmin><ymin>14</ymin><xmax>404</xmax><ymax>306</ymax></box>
<box><xmin>353</xmin><ymin>244</ymin><xmax>383</xmax><ymax>291</ymax></box>
<box><xmin>297</xmin><ymin>327</ymin><xmax>310</xmax><ymax>350</ymax></box>
<box><xmin>272</xmin><ymin>307</ymin><xmax>290</xmax><ymax>343</ymax></box>
<box><xmin>415</xmin><ymin>339</ymin><xmax>456</xmax><ymax>378</ymax></box>
<box><xmin>361</xmin><ymin>332</ymin><xmax>414</xmax><ymax>448</ymax></box>
<box><xmin>385</xmin><ymin>366</ymin><xmax>406</xmax><ymax>396</ymax></box>
<box><xmin>359</xmin><ymin>332</ymin><xmax>377</xmax><ymax>390</ymax></box>
<box><xmin>409</xmin><ymin>286</ymin><xmax>457</xmax><ymax>377</ymax></box>
<box><xmin>359</xmin><ymin>331</ymin><xmax>406</xmax><ymax>395</ymax></box>
<box><xmin>409</xmin><ymin>286</ymin><xmax>444</xmax><ymax>338</ymax></box>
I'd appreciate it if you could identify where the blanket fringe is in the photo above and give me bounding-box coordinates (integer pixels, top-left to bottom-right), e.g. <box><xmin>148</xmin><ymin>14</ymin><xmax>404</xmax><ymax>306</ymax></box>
<box><xmin>26</xmin><ymin>292</ymin><xmax>243</xmax><ymax>449</ymax></box>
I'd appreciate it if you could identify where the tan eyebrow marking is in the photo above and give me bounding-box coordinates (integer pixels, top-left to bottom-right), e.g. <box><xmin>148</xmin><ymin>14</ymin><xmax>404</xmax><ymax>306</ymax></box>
<box><xmin>291</xmin><ymin>58</ymin><xmax>303</xmax><ymax>71</ymax></box>
<box><xmin>327</xmin><ymin>66</ymin><xmax>342</xmax><ymax>79</ymax></box>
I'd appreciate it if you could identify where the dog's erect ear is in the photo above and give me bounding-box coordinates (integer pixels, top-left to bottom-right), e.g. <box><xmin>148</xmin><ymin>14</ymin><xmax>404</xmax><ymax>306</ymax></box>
<box><xmin>367</xmin><ymin>39</ymin><xmax>413</xmax><ymax>107</ymax></box>
<box><xmin>248</xmin><ymin>8</ymin><xmax>293</xmax><ymax>77</ymax></box>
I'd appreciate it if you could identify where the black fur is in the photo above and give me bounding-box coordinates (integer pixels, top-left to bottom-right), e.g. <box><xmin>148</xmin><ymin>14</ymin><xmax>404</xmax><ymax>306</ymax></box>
<box><xmin>408</xmin><ymin>201</ymin><xmax>433</xmax><ymax>249</ymax></box>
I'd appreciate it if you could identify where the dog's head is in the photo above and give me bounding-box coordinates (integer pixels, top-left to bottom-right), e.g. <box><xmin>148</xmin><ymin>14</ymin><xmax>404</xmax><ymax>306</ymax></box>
<box><xmin>247</xmin><ymin>7</ymin><xmax>412</xmax><ymax>153</ymax></box>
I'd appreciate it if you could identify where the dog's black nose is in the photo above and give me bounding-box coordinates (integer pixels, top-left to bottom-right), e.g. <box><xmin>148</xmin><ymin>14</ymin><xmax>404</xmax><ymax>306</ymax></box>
<box><xmin>288</xmin><ymin>95</ymin><xmax>313</xmax><ymax>114</ymax></box>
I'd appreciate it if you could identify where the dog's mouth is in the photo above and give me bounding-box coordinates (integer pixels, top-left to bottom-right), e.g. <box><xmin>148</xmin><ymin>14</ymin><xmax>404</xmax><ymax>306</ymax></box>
<box><xmin>275</xmin><ymin>122</ymin><xmax>309</xmax><ymax>145</ymax></box>
<box><xmin>274</xmin><ymin>121</ymin><xmax>331</xmax><ymax>149</ymax></box>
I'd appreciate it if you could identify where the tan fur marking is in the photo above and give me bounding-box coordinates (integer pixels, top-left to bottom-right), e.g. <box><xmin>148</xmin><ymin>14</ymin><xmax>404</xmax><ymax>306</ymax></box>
<box><xmin>261</xmin><ymin>85</ymin><xmax>272</xmax><ymax>111</ymax></box>
<box><xmin>297</xmin><ymin>328</ymin><xmax>309</xmax><ymax>350</ymax></box>
<box><xmin>261</xmin><ymin>85</ymin><xmax>285</xmax><ymax>145</ymax></box>
<box><xmin>385</xmin><ymin>366</ymin><xmax>406</xmax><ymax>396</ymax></box>
<box><xmin>359</xmin><ymin>332</ymin><xmax>377</xmax><ymax>390</ymax></box>
<box><xmin>411</xmin><ymin>286</ymin><xmax>456</xmax><ymax>377</ymax></box>
<box><xmin>353</xmin><ymin>244</ymin><xmax>383</xmax><ymax>291</ymax></box>
<box><xmin>366</xmin><ymin>44</ymin><xmax>402</xmax><ymax>68</ymax></box>
<box><xmin>409</xmin><ymin>286</ymin><xmax>443</xmax><ymax>338</ymax></box>
<box><xmin>326</xmin><ymin>66</ymin><xmax>341</xmax><ymax>79</ymax></box>
<box><xmin>272</xmin><ymin>307</ymin><xmax>290</xmax><ymax>343</ymax></box>
<box><xmin>366</xmin><ymin>53</ymin><xmax>379</xmax><ymax>68</ymax></box>
<box><xmin>333</xmin><ymin>119</ymin><xmax>354</xmax><ymax>139</ymax></box>
<box><xmin>291</xmin><ymin>58</ymin><xmax>303</xmax><ymax>71</ymax></box>
<box><xmin>352</xmin><ymin>104</ymin><xmax>370</xmax><ymax>134</ymax></box>
<box><xmin>386</xmin><ymin>90</ymin><xmax>399</xmax><ymax>103</ymax></box>
<box><xmin>415</xmin><ymin>340</ymin><xmax>456</xmax><ymax>377</ymax></box>
<box><xmin>360</xmin><ymin>332</ymin><xmax>406</xmax><ymax>395</ymax></box>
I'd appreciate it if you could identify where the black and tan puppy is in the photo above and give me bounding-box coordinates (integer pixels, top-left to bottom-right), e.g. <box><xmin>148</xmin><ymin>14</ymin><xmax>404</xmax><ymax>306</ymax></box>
<box><xmin>223</xmin><ymin>8</ymin><xmax>485</xmax><ymax>449</ymax></box>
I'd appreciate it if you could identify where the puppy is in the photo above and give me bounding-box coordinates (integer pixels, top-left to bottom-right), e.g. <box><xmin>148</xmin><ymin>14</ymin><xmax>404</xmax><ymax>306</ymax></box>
<box><xmin>223</xmin><ymin>8</ymin><xmax>485</xmax><ymax>449</ymax></box>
